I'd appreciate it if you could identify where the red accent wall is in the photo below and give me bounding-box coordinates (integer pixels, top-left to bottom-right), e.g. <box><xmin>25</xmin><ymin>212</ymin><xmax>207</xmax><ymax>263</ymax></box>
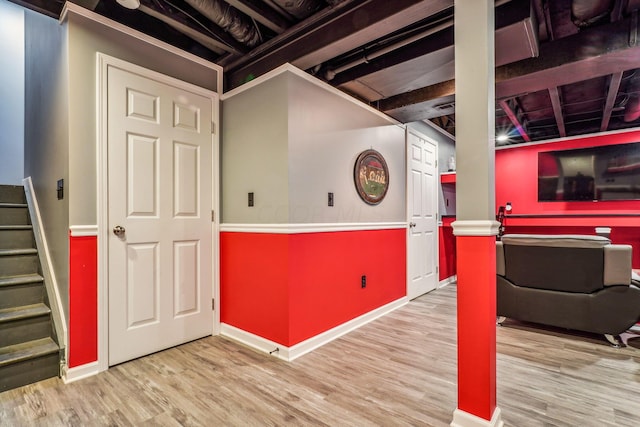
<box><xmin>68</xmin><ymin>234</ymin><xmax>98</xmax><ymax>368</ymax></box>
<box><xmin>439</xmin><ymin>217</ymin><xmax>456</xmax><ymax>280</ymax></box>
<box><xmin>221</xmin><ymin>229</ymin><xmax>406</xmax><ymax>347</ymax></box>
<box><xmin>496</xmin><ymin>130</ymin><xmax>640</xmax><ymax>215</ymax></box>
<box><xmin>495</xmin><ymin>131</ymin><xmax>640</xmax><ymax>268</ymax></box>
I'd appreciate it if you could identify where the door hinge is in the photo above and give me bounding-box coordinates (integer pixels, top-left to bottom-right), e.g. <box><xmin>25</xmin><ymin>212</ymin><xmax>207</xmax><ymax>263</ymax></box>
<box><xmin>436</xmin><ymin>266</ymin><xmax>439</xmax><ymax>273</ymax></box>
<box><xmin>211</xmin><ymin>210</ymin><xmax>215</xmax><ymax>222</ymax></box>
<box><xmin>211</xmin><ymin>122</ymin><xmax>216</xmax><ymax>135</ymax></box>
<box><xmin>212</xmin><ymin>298</ymin><xmax>215</xmax><ymax>310</ymax></box>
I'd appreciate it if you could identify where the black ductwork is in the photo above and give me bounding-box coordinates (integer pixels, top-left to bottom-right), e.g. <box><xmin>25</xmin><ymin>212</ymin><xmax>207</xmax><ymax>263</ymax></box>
<box><xmin>185</xmin><ymin>0</ymin><xmax>261</xmax><ymax>47</ymax></box>
<box><xmin>571</xmin><ymin>0</ymin><xmax>614</xmax><ymax>27</ymax></box>
<box><xmin>268</xmin><ymin>0</ymin><xmax>325</xmax><ymax>19</ymax></box>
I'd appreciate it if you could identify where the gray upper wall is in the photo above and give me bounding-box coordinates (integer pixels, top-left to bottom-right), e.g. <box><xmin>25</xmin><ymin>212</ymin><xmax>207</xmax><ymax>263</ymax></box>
<box><xmin>221</xmin><ymin>73</ymin><xmax>290</xmax><ymax>223</ymax></box>
<box><xmin>222</xmin><ymin>66</ymin><xmax>406</xmax><ymax>225</ymax></box>
<box><xmin>0</xmin><ymin>0</ymin><xmax>25</xmax><ymax>185</ymax></box>
<box><xmin>287</xmin><ymin>72</ymin><xmax>405</xmax><ymax>223</ymax></box>
<box><xmin>24</xmin><ymin>8</ymin><xmax>70</xmax><ymax>312</ymax></box>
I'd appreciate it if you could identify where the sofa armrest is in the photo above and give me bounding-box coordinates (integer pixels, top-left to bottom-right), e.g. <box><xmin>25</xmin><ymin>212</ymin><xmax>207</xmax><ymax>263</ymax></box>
<box><xmin>603</xmin><ymin>244</ymin><xmax>632</xmax><ymax>286</ymax></box>
<box><xmin>496</xmin><ymin>241</ymin><xmax>505</xmax><ymax>276</ymax></box>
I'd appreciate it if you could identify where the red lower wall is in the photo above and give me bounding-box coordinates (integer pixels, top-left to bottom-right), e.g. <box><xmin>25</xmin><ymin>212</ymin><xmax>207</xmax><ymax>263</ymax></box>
<box><xmin>68</xmin><ymin>234</ymin><xmax>98</xmax><ymax>368</ymax></box>
<box><xmin>221</xmin><ymin>229</ymin><xmax>406</xmax><ymax>347</ymax></box>
<box><xmin>439</xmin><ymin>218</ymin><xmax>456</xmax><ymax>280</ymax></box>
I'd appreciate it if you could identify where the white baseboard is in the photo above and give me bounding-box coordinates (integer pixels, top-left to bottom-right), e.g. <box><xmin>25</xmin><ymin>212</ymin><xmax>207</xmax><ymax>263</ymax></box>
<box><xmin>221</xmin><ymin>297</ymin><xmax>408</xmax><ymax>361</ymax></box>
<box><xmin>220</xmin><ymin>324</ymin><xmax>290</xmax><ymax>361</ymax></box>
<box><xmin>451</xmin><ymin>408</ymin><xmax>504</xmax><ymax>427</ymax></box>
<box><xmin>63</xmin><ymin>361</ymin><xmax>101</xmax><ymax>384</ymax></box>
<box><xmin>440</xmin><ymin>274</ymin><xmax>457</xmax><ymax>288</ymax></box>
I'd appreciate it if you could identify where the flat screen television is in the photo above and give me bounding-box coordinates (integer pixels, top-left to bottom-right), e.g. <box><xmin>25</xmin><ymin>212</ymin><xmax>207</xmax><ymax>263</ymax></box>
<box><xmin>538</xmin><ymin>142</ymin><xmax>640</xmax><ymax>201</ymax></box>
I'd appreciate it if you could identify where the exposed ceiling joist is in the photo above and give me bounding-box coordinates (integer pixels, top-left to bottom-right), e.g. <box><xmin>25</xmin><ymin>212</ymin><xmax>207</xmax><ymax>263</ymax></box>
<box><xmin>378</xmin><ymin>15</ymin><xmax>640</xmax><ymax>120</ymax></box>
<box><xmin>498</xmin><ymin>99</ymin><xmax>531</xmax><ymax>142</ymax></box>
<box><xmin>224</xmin><ymin>0</ymin><xmax>452</xmax><ymax>89</ymax></box>
<box><xmin>548</xmin><ymin>86</ymin><xmax>566</xmax><ymax>137</ymax></box>
<box><xmin>7</xmin><ymin>0</ymin><xmax>62</xmax><ymax>18</ymax></box>
<box><xmin>601</xmin><ymin>72</ymin><xmax>624</xmax><ymax>131</ymax></box>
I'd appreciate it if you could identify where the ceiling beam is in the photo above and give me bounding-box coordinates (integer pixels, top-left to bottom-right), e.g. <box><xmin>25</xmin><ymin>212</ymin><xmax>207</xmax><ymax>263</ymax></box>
<box><xmin>548</xmin><ymin>87</ymin><xmax>566</xmax><ymax>137</ymax></box>
<box><xmin>224</xmin><ymin>0</ymin><xmax>291</xmax><ymax>34</ymax></box>
<box><xmin>600</xmin><ymin>72</ymin><xmax>624</xmax><ymax>131</ymax></box>
<box><xmin>498</xmin><ymin>99</ymin><xmax>531</xmax><ymax>142</ymax></box>
<box><xmin>223</xmin><ymin>0</ymin><xmax>452</xmax><ymax>89</ymax></box>
<box><xmin>378</xmin><ymin>16</ymin><xmax>640</xmax><ymax>115</ymax></box>
<box><xmin>7</xmin><ymin>0</ymin><xmax>62</xmax><ymax>18</ymax></box>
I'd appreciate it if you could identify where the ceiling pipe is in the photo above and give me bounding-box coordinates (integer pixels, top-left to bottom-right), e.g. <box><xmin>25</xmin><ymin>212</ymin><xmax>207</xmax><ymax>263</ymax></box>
<box><xmin>322</xmin><ymin>0</ymin><xmax>515</xmax><ymax>81</ymax></box>
<box><xmin>268</xmin><ymin>0</ymin><xmax>325</xmax><ymax>20</ymax></box>
<box><xmin>624</xmin><ymin>73</ymin><xmax>640</xmax><ymax>121</ymax></box>
<box><xmin>184</xmin><ymin>0</ymin><xmax>261</xmax><ymax>47</ymax></box>
<box><xmin>116</xmin><ymin>0</ymin><xmax>140</xmax><ymax>9</ymax></box>
<box><xmin>571</xmin><ymin>0</ymin><xmax>614</xmax><ymax>27</ymax></box>
<box><xmin>324</xmin><ymin>19</ymin><xmax>454</xmax><ymax>81</ymax></box>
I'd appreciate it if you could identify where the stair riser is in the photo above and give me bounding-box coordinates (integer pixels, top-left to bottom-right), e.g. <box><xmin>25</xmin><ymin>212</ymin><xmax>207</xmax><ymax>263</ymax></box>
<box><xmin>0</xmin><ymin>283</ymin><xmax>44</xmax><ymax>310</ymax></box>
<box><xmin>0</xmin><ymin>315</ymin><xmax>52</xmax><ymax>347</ymax></box>
<box><xmin>0</xmin><ymin>207</ymin><xmax>30</xmax><ymax>225</ymax></box>
<box><xmin>0</xmin><ymin>352</ymin><xmax>59</xmax><ymax>392</ymax></box>
<box><xmin>0</xmin><ymin>229</ymin><xmax>35</xmax><ymax>250</ymax></box>
<box><xmin>0</xmin><ymin>254</ymin><xmax>39</xmax><ymax>277</ymax></box>
<box><xmin>0</xmin><ymin>186</ymin><xmax>25</xmax><ymax>205</ymax></box>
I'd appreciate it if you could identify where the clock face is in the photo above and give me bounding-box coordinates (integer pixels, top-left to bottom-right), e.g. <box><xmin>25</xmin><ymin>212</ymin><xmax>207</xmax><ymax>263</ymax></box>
<box><xmin>354</xmin><ymin>149</ymin><xmax>389</xmax><ymax>205</ymax></box>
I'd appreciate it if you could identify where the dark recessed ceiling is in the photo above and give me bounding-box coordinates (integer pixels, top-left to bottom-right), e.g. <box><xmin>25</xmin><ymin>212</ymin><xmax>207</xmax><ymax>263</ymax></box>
<box><xmin>10</xmin><ymin>0</ymin><xmax>640</xmax><ymax>145</ymax></box>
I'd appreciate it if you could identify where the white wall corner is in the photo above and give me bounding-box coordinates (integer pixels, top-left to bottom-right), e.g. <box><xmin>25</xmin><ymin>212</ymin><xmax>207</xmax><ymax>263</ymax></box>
<box><xmin>451</xmin><ymin>407</ymin><xmax>504</xmax><ymax>427</ymax></box>
<box><xmin>221</xmin><ymin>297</ymin><xmax>408</xmax><ymax>362</ymax></box>
<box><xmin>439</xmin><ymin>274</ymin><xmax>457</xmax><ymax>288</ymax></box>
<box><xmin>62</xmin><ymin>361</ymin><xmax>101</xmax><ymax>384</ymax></box>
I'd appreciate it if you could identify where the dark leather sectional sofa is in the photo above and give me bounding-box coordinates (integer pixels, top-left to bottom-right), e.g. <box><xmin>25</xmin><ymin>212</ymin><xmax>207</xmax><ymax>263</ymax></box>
<box><xmin>496</xmin><ymin>234</ymin><xmax>640</xmax><ymax>346</ymax></box>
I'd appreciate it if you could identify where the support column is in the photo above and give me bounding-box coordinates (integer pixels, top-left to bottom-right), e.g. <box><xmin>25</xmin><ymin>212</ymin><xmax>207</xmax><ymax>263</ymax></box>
<box><xmin>450</xmin><ymin>1</ymin><xmax>502</xmax><ymax>427</ymax></box>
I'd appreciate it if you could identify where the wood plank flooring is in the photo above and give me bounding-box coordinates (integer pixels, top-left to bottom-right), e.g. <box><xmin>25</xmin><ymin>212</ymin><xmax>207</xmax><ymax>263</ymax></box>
<box><xmin>2</xmin><ymin>283</ymin><xmax>640</xmax><ymax>426</ymax></box>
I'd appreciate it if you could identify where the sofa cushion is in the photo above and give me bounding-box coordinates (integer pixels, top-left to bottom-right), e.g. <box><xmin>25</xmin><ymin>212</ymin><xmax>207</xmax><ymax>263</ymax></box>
<box><xmin>503</xmin><ymin>241</ymin><xmax>604</xmax><ymax>293</ymax></box>
<box><xmin>501</xmin><ymin>234</ymin><xmax>610</xmax><ymax>248</ymax></box>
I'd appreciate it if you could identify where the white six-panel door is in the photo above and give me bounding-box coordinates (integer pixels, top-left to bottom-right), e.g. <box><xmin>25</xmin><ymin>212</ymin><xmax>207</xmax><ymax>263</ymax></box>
<box><xmin>107</xmin><ymin>64</ymin><xmax>214</xmax><ymax>365</ymax></box>
<box><xmin>407</xmin><ymin>130</ymin><xmax>438</xmax><ymax>300</ymax></box>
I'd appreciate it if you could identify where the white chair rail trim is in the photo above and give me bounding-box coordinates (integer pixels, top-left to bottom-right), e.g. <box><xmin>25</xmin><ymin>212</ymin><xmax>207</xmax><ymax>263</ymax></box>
<box><xmin>452</xmin><ymin>220</ymin><xmax>500</xmax><ymax>237</ymax></box>
<box><xmin>69</xmin><ymin>225</ymin><xmax>99</xmax><ymax>237</ymax></box>
<box><xmin>220</xmin><ymin>222</ymin><xmax>406</xmax><ymax>234</ymax></box>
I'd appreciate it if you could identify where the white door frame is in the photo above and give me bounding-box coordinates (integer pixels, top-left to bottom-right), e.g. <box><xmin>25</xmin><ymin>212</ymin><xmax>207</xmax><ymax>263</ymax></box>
<box><xmin>406</xmin><ymin>128</ymin><xmax>439</xmax><ymax>298</ymax></box>
<box><xmin>96</xmin><ymin>53</ymin><xmax>220</xmax><ymax>372</ymax></box>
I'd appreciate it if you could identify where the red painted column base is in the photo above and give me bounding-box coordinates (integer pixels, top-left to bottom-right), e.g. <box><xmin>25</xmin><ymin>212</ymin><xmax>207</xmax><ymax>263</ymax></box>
<box><xmin>452</xmin><ymin>220</ymin><xmax>503</xmax><ymax>427</ymax></box>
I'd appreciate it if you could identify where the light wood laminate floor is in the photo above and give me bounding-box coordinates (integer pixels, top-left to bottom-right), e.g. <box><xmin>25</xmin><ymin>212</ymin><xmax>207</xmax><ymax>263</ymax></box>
<box><xmin>2</xmin><ymin>283</ymin><xmax>640</xmax><ymax>426</ymax></box>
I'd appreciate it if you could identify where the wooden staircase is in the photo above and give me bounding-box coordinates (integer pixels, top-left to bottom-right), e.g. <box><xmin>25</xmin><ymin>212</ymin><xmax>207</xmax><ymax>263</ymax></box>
<box><xmin>0</xmin><ymin>185</ymin><xmax>61</xmax><ymax>392</ymax></box>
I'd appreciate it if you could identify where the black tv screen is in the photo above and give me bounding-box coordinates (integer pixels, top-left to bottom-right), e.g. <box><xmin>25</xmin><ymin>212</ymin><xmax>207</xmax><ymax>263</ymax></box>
<box><xmin>538</xmin><ymin>142</ymin><xmax>640</xmax><ymax>201</ymax></box>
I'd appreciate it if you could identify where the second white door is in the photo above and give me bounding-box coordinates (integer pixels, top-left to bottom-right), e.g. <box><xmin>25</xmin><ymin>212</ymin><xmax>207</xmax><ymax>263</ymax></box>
<box><xmin>407</xmin><ymin>130</ymin><xmax>438</xmax><ymax>300</ymax></box>
<box><xmin>107</xmin><ymin>62</ymin><xmax>215</xmax><ymax>365</ymax></box>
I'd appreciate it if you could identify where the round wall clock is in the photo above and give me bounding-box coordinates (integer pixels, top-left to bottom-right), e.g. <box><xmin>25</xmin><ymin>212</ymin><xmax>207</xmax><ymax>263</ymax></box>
<box><xmin>354</xmin><ymin>149</ymin><xmax>389</xmax><ymax>205</ymax></box>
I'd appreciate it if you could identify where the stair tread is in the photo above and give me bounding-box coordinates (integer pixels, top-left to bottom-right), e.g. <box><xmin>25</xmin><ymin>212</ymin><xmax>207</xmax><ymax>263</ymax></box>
<box><xmin>0</xmin><ymin>303</ymin><xmax>50</xmax><ymax>323</ymax></box>
<box><xmin>0</xmin><ymin>338</ymin><xmax>59</xmax><ymax>367</ymax></box>
<box><xmin>0</xmin><ymin>274</ymin><xmax>44</xmax><ymax>287</ymax></box>
<box><xmin>0</xmin><ymin>203</ymin><xmax>28</xmax><ymax>208</ymax></box>
<box><xmin>0</xmin><ymin>225</ymin><xmax>32</xmax><ymax>230</ymax></box>
<box><xmin>0</xmin><ymin>248</ymin><xmax>38</xmax><ymax>256</ymax></box>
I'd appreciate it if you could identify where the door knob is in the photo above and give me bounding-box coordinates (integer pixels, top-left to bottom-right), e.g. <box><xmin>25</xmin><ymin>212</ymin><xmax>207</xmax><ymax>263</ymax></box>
<box><xmin>113</xmin><ymin>225</ymin><xmax>126</xmax><ymax>236</ymax></box>
<box><xmin>409</xmin><ymin>222</ymin><xmax>416</xmax><ymax>228</ymax></box>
